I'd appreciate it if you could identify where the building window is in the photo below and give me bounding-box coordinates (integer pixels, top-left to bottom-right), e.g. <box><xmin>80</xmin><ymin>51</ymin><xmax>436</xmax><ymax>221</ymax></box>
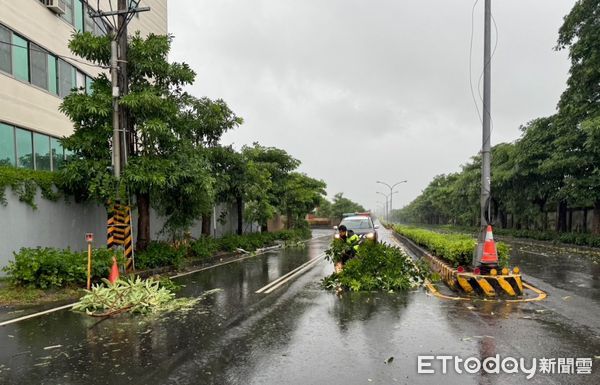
<box><xmin>0</xmin><ymin>123</ymin><xmax>15</xmax><ymax>167</ymax></box>
<box><xmin>48</xmin><ymin>55</ymin><xmax>58</xmax><ymax>94</ymax></box>
<box><xmin>58</xmin><ymin>59</ymin><xmax>74</xmax><ymax>98</ymax></box>
<box><xmin>61</xmin><ymin>0</ymin><xmax>75</xmax><ymax>25</ymax></box>
<box><xmin>12</xmin><ymin>34</ymin><xmax>29</xmax><ymax>82</ymax></box>
<box><xmin>0</xmin><ymin>24</ymin><xmax>93</xmax><ymax>97</ymax></box>
<box><xmin>50</xmin><ymin>137</ymin><xmax>64</xmax><ymax>170</ymax></box>
<box><xmin>30</xmin><ymin>43</ymin><xmax>48</xmax><ymax>90</ymax></box>
<box><xmin>85</xmin><ymin>75</ymin><xmax>93</xmax><ymax>94</ymax></box>
<box><xmin>34</xmin><ymin>132</ymin><xmax>51</xmax><ymax>171</ymax></box>
<box><xmin>76</xmin><ymin>69</ymin><xmax>85</xmax><ymax>92</ymax></box>
<box><xmin>0</xmin><ymin>25</ymin><xmax>11</xmax><ymax>74</ymax></box>
<box><xmin>74</xmin><ymin>0</ymin><xmax>84</xmax><ymax>32</ymax></box>
<box><xmin>15</xmin><ymin>128</ymin><xmax>33</xmax><ymax>169</ymax></box>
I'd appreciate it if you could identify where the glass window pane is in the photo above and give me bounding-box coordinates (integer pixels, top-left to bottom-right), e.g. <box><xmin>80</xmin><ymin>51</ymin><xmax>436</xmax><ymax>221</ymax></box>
<box><xmin>61</xmin><ymin>0</ymin><xmax>74</xmax><ymax>25</ymax></box>
<box><xmin>15</xmin><ymin>128</ymin><xmax>33</xmax><ymax>169</ymax></box>
<box><xmin>0</xmin><ymin>25</ymin><xmax>11</xmax><ymax>74</ymax></box>
<box><xmin>65</xmin><ymin>148</ymin><xmax>75</xmax><ymax>162</ymax></box>
<box><xmin>50</xmin><ymin>137</ymin><xmax>64</xmax><ymax>171</ymax></box>
<box><xmin>85</xmin><ymin>75</ymin><xmax>93</xmax><ymax>94</ymax></box>
<box><xmin>84</xmin><ymin>6</ymin><xmax>95</xmax><ymax>33</ymax></box>
<box><xmin>48</xmin><ymin>55</ymin><xmax>58</xmax><ymax>94</ymax></box>
<box><xmin>74</xmin><ymin>0</ymin><xmax>84</xmax><ymax>32</ymax></box>
<box><xmin>12</xmin><ymin>34</ymin><xmax>29</xmax><ymax>82</ymax></box>
<box><xmin>0</xmin><ymin>123</ymin><xmax>15</xmax><ymax>167</ymax></box>
<box><xmin>58</xmin><ymin>59</ymin><xmax>73</xmax><ymax>98</ymax></box>
<box><xmin>76</xmin><ymin>70</ymin><xmax>85</xmax><ymax>91</ymax></box>
<box><xmin>30</xmin><ymin>43</ymin><xmax>48</xmax><ymax>90</ymax></box>
<box><xmin>34</xmin><ymin>133</ymin><xmax>51</xmax><ymax>171</ymax></box>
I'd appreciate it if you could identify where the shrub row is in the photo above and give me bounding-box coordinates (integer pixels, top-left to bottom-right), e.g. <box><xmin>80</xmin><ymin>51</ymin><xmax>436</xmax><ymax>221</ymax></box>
<box><xmin>2</xmin><ymin>248</ymin><xmax>124</xmax><ymax>289</ymax></box>
<box><xmin>3</xmin><ymin>228</ymin><xmax>313</xmax><ymax>288</ymax></box>
<box><xmin>393</xmin><ymin>225</ymin><xmax>509</xmax><ymax>268</ymax></box>
<box><xmin>136</xmin><ymin>228</ymin><xmax>311</xmax><ymax>270</ymax></box>
<box><xmin>492</xmin><ymin>228</ymin><xmax>600</xmax><ymax>248</ymax></box>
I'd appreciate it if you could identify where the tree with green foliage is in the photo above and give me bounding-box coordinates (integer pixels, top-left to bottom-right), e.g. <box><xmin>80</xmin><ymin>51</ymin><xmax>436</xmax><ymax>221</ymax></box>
<box><xmin>554</xmin><ymin>0</ymin><xmax>600</xmax><ymax>233</ymax></box>
<box><xmin>330</xmin><ymin>193</ymin><xmax>366</xmax><ymax>221</ymax></box>
<box><xmin>280</xmin><ymin>172</ymin><xmax>327</xmax><ymax>229</ymax></box>
<box><xmin>59</xmin><ymin>32</ymin><xmax>240</xmax><ymax>249</ymax></box>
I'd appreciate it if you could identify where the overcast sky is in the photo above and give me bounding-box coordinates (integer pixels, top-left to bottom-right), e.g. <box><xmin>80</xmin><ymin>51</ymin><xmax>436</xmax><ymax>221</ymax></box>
<box><xmin>167</xmin><ymin>0</ymin><xmax>576</xmax><ymax>213</ymax></box>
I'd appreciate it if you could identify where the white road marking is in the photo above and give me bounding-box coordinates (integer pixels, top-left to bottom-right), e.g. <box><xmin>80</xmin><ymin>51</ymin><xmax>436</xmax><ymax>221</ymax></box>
<box><xmin>0</xmin><ymin>234</ymin><xmax>333</xmax><ymax>327</ymax></box>
<box><xmin>255</xmin><ymin>253</ymin><xmax>326</xmax><ymax>294</ymax></box>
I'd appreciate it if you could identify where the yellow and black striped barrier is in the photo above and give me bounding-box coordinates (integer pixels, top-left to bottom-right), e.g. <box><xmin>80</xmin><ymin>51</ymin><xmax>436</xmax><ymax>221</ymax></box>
<box><xmin>423</xmin><ymin>252</ymin><xmax>523</xmax><ymax>297</ymax></box>
<box><xmin>107</xmin><ymin>203</ymin><xmax>134</xmax><ymax>271</ymax></box>
<box><xmin>392</xmin><ymin>232</ymin><xmax>541</xmax><ymax>300</ymax></box>
<box><xmin>455</xmin><ymin>270</ymin><xmax>523</xmax><ymax>297</ymax></box>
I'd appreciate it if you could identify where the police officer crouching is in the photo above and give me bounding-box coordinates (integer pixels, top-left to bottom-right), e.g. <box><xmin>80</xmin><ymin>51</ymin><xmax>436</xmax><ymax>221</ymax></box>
<box><xmin>335</xmin><ymin>225</ymin><xmax>360</xmax><ymax>273</ymax></box>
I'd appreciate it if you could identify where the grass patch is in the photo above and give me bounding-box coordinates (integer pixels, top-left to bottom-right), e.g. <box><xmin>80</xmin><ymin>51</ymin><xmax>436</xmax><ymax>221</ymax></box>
<box><xmin>0</xmin><ymin>285</ymin><xmax>82</xmax><ymax>307</ymax></box>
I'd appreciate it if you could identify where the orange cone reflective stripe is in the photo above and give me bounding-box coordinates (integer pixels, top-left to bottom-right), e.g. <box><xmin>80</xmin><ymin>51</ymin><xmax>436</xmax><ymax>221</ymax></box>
<box><xmin>481</xmin><ymin>225</ymin><xmax>498</xmax><ymax>264</ymax></box>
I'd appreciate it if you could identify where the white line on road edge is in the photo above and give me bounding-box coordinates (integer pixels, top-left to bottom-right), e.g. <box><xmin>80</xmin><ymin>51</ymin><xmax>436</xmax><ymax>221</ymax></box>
<box><xmin>0</xmin><ymin>303</ymin><xmax>76</xmax><ymax>327</ymax></box>
<box><xmin>0</xmin><ymin>234</ymin><xmax>332</xmax><ymax>327</ymax></box>
<box><xmin>255</xmin><ymin>253</ymin><xmax>326</xmax><ymax>294</ymax></box>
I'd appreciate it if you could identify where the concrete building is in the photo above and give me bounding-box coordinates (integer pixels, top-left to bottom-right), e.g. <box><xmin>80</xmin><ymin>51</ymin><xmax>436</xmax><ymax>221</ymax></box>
<box><xmin>0</xmin><ymin>0</ymin><xmax>167</xmax><ymax>168</ymax></box>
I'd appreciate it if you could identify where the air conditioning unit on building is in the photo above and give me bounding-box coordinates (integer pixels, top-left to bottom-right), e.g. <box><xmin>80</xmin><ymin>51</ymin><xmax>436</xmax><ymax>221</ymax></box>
<box><xmin>45</xmin><ymin>0</ymin><xmax>66</xmax><ymax>15</ymax></box>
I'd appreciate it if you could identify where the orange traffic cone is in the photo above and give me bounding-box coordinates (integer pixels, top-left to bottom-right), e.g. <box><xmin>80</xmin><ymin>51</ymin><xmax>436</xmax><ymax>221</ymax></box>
<box><xmin>481</xmin><ymin>225</ymin><xmax>499</xmax><ymax>264</ymax></box>
<box><xmin>108</xmin><ymin>257</ymin><xmax>120</xmax><ymax>284</ymax></box>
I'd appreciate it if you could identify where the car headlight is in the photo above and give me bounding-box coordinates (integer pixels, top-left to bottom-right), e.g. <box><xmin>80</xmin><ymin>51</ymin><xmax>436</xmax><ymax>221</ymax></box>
<box><xmin>366</xmin><ymin>232</ymin><xmax>375</xmax><ymax>239</ymax></box>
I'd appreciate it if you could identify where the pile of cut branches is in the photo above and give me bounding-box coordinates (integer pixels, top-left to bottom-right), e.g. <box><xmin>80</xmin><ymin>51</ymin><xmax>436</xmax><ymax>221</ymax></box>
<box><xmin>73</xmin><ymin>276</ymin><xmax>196</xmax><ymax>317</ymax></box>
<box><xmin>322</xmin><ymin>241</ymin><xmax>431</xmax><ymax>292</ymax></box>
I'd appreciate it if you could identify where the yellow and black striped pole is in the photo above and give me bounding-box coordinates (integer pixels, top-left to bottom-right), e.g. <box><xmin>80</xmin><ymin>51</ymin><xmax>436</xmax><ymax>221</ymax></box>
<box><xmin>107</xmin><ymin>202</ymin><xmax>134</xmax><ymax>272</ymax></box>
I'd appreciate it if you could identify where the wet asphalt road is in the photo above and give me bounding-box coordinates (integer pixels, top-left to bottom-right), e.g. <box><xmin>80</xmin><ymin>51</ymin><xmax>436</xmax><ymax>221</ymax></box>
<box><xmin>0</xmin><ymin>227</ymin><xmax>599</xmax><ymax>385</ymax></box>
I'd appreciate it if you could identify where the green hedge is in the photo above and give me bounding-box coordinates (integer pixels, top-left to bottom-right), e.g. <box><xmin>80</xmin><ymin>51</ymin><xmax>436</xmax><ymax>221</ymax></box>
<box><xmin>492</xmin><ymin>228</ymin><xmax>600</xmax><ymax>248</ymax></box>
<box><xmin>2</xmin><ymin>247</ymin><xmax>123</xmax><ymax>289</ymax></box>
<box><xmin>394</xmin><ymin>225</ymin><xmax>509</xmax><ymax>268</ymax></box>
<box><xmin>135</xmin><ymin>228</ymin><xmax>311</xmax><ymax>269</ymax></box>
<box><xmin>3</xmin><ymin>229</ymin><xmax>312</xmax><ymax>289</ymax></box>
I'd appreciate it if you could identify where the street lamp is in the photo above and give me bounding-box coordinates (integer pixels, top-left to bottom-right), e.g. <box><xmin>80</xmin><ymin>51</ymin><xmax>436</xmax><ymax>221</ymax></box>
<box><xmin>376</xmin><ymin>191</ymin><xmax>398</xmax><ymax>222</ymax></box>
<box><xmin>375</xmin><ymin>192</ymin><xmax>388</xmax><ymax>221</ymax></box>
<box><xmin>376</xmin><ymin>180</ymin><xmax>407</xmax><ymax>220</ymax></box>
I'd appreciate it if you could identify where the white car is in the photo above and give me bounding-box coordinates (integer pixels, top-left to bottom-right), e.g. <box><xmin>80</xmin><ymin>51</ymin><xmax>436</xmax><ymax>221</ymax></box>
<box><xmin>334</xmin><ymin>215</ymin><xmax>379</xmax><ymax>242</ymax></box>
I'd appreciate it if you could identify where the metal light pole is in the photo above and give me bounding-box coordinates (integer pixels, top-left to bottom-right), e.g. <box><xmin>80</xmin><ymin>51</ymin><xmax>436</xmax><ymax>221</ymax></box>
<box><xmin>376</xmin><ymin>180</ymin><xmax>407</xmax><ymax>219</ymax></box>
<box><xmin>376</xmin><ymin>192</ymin><xmax>389</xmax><ymax>222</ymax></box>
<box><xmin>475</xmin><ymin>0</ymin><xmax>494</xmax><ymax>268</ymax></box>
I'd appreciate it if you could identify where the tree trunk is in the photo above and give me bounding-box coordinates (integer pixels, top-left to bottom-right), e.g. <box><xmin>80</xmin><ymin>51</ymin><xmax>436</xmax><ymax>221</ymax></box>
<box><xmin>136</xmin><ymin>192</ymin><xmax>150</xmax><ymax>251</ymax></box>
<box><xmin>567</xmin><ymin>209</ymin><xmax>573</xmax><ymax>232</ymax></box>
<box><xmin>261</xmin><ymin>224</ymin><xmax>268</xmax><ymax>233</ymax></box>
<box><xmin>499</xmin><ymin>210</ymin><xmax>507</xmax><ymax>229</ymax></box>
<box><xmin>556</xmin><ymin>200</ymin><xmax>568</xmax><ymax>233</ymax></box>
<box><xmin>592</xmin><ymin>200</ymin><xmax>600</xmax><ymax>235</ymax></box>
<box><xmin>201</xmin><ymin>212</ymin><xmax>211</xmax><ymax>236</ymax></box>
<box><xmin>583</xmin><ymin>208</ymin><xmax>588</xmax><ymax>233</ymax></box>
<box><xmin>236</xmin><ymin>196</ymin><xmax>243</xmax><ymax>235</ymax></box>
<box><xmin>286</xmin><ymin>209</ymin><xmax>293</xmax><ymax>229</ymax></box>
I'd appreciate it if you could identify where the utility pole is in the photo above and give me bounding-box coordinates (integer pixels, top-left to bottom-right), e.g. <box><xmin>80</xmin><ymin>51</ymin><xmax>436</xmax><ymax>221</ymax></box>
<box><xmin>475</xmin><ymin>0</ymin><xmax>494</xmax><ymax>269</ymax></box>
<box><xmin>118</xmin><ymin>0</ymin><xmax>129</xmax><ymax>172</ymax></box>
<box><xmin>91</xmin><ymin>1</ymin><xmax>150</xmax><ymax>183</ymax></box>
<box><xmin>111</xmin><ymin>36</ymin><xmax>120</xmax><ymax>179</ymax></box>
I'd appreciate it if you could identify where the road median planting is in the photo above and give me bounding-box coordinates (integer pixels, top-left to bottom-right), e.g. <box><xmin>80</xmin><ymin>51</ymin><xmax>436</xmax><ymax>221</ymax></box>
<box><xmin>393</xmin><ymin>225</ymin><xmax>510</xmax><ymax>268</ymax></box>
